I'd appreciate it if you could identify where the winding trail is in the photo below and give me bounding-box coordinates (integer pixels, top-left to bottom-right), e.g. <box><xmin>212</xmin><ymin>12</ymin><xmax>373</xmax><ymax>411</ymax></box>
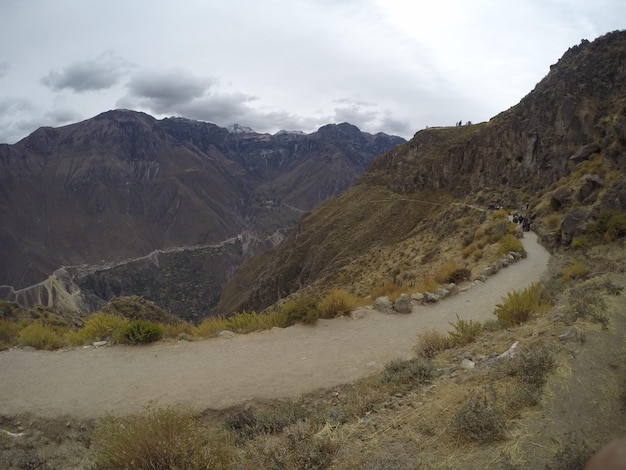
<box><xmin>0</xmin><ymin>232</ymin><xmax>550</xmax><ymax>419</ymax></box>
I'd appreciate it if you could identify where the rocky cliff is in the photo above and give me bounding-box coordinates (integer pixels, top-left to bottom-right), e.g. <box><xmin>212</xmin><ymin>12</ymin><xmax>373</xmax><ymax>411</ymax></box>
<box><xmin>216</xmin><ymin>30</ymin><xmax>626</xmax><ymax>316</ymax></box>
<box><xmin>0</xmin><ymin>111</ymin><xmax>403</xmax><ymax>319</ymax></box>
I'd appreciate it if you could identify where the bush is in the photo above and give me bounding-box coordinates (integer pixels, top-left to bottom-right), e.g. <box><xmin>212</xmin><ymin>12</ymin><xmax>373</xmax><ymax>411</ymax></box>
<box><xmin>447</xmin><ymin>315</ymin><xmax>482</xmax><ymax>346</ymax></box>
<box><xmin>382</xmin><ymin>357</ymin><xmax>435</xmax><ymax>390</ymax></box>
<box><xmin>116</xmin><ymin>319</ymin><xmax>163</xmax><ymax>345</ymax></box>
<box><xmin>568</xmin><ymin>289</ymin><xmax>609</xmax><ymax>328</ymax></box>
<box><xmin>318</xmin><ymin>289</ymin><xmax>358</xmax><ymax>319</ymax></box>
<box><xmin>17</xmin><ymin>321</ymin><xmax>65</xmax><ymax>350</ymax></box>
<box><xmin>447</xmin><ymin>268</ymin><xmax>471</xmax><ymax>284</ymax></box>
<box><xmin>415</xmin><ymin>329</ymin><xmax>451</xmax><ymax>357</ymax></box>
<box><xmin>494</xmin><ymin>283</ymin><xmax>543</xmax><ymax>326</ymax></box>
<box><xmin>498</xmin><ymin>234</ymin><xmax>524</xmax><ymax>256</ymax></box>
<box><xmin>561</xmin><ymin>259</ymin><xmax>590</xmax><ymax>281</ymax></box>
<box><xmin>498</xmin><ymin>346</ymin><xmax>555</xmax><ymax>386</ymax></box>
<box><xmin>280</xmin><ymin>297</ymin><xmax>320</xmax><ymax>326</ymax></box>
<box><xmin>67</xmin><ymin>313</ymin><xmax>128</xmax><ymax>345</ymax></box>
<box><xmin>451</xmin><ymin>393</ymin><xmax>506</xmax><ymax>443</ymax></box>
<box><xmin>0</xmin><ymin>319</ymin><xmax>19</xmax><ymax>350</ymax></box>
<box><xmin>93</xmin><ymin>404</ymin><xmax>234</xmax><ymax>469</ymax></box>
<box><xmin>606</xmin><ymin>213</ymin><xmax>626</xmax><ymax>239</ymax></box>
<box><xmin>434</xmin><ymin>260</ymin><xmax>460</xmax><ymax>284</ymax></box>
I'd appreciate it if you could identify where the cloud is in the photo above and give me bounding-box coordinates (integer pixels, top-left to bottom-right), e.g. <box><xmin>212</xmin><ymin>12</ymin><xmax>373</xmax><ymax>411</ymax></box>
<box><xmin>0</xmin><ymin>62</ymin><xmax>9</xmax><ymax>79</ymax></box>
<box><xmin>124</xmin><ymin>69</ymin><xmax>216</xmax><ymax>112</ymax></box>
<box><xmin>41</xmin><ymin>51</ymin><xmax>131</xmax><ymax>93</ymax></box>
<box><xmin>0</xmin><ymin>96</ymin><xmax>40</xmax><ymax>143</ymax></box>
<box><xmin>44</xmin><ymin>107</ymin><xmax>82</xmax><ymax>126</ymax></box>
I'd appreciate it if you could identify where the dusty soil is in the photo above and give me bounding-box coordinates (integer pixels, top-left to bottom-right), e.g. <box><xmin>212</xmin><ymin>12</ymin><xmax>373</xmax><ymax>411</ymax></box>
<box><xmin>0</xmin><ymin>232</ymin><xmax>550</xmax><ymax>419</ymax></box>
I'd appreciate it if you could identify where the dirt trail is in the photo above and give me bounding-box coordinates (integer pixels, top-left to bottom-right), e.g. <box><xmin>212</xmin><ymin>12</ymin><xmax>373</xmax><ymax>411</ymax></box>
<box><xmin>0</xmin><ymin>232</ymin><xmax>550</xmax><ymax>419</ymax></box>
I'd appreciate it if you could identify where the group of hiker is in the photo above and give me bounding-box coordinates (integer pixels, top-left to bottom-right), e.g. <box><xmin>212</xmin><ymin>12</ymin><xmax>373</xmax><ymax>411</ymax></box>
<box><xmin>512</xmin><ymin>212</ymin><xmax>533</xmax><ymax>232</ymax></box>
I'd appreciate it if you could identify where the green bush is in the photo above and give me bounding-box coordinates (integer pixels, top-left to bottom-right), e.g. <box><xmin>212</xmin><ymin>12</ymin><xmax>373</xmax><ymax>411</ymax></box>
<box><xmin>93</xmin><ymin>404</ymin><xmax>234</xmax><ymax>469</ymax></box>
<box><xmin>606</xmin><ymin>213</ymin><xmax>626</xmax><ymax>239</ymax></box>
<box><xmin>280</xmin><ymin>297</ymin><xmax>320</xmax><ymax>326</ymax></box>
<box><xmin>318</xmin><ymin>289</ymin><xmax>358</xmax><ymax>318</ymax></box>
<box><xmin>498</xmin><ymin>234</ymin><xmax>524</xmax><ymax>256</ymax></box>
<box><xmin>17</xmin><ymin>321</ymin><xmax>65</xmax><ymax>350</ymax></box>
<box><xmin>447</xmin><ymin>315</ymin><xmax>482</xmax><ymax>346</ymax></box>
<box><xmin>415</xmin><ymin>329</ymin><xmax>451</xmax><ymax>357</ymax></box>
<box><xmin>561</xmin><ymin>259</ymin><xmax>590</xmax><ymax>281</ymax></box>
<box><xmin>451</xmin><ymin>393</ymin><xmax>506</xmax><ymax>443</ymax></box>
<box><xmin>116</xmin><ymin>319</ymin><xmax>163</xmax><ymax>345</ymax></box>
<box><xmin>66</xmin><ymin>313</ymin><xmax>128</xmax><ymax>345</ymax></box>
<box><xmin>494</xmin><ymin>283</ymin><xmax>543</xmax><ymax>326</ymax></box>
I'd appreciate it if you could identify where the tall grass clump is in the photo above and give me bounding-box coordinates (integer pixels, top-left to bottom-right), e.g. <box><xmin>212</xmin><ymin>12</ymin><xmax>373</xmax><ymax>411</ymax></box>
<box><xmin>17</xmin><ymin>321</ymin><xmax>65</xmax><ymax>350</ymax></box>
<box><xmin>451</xmin><ymin>393</ymin><xmax>506</xmax><ymax>443</ymax></box>
<box><xmin>280</xmin><ymin>297</ymin><xmax>320</xmax><ymax>326</ymax></box>
<box><xmin>318</xmin><ymin>289</ymin><xmax>358</xmax><ymax>318</ymax></box>
<box><xmin>561</xmin><ymin>259</ymin><xmax>590</xmax><ymax>281</ymax></box>
<box><xmin>415</xmin><ymin>329</ymin><xmax>451</xmax><ymax>357</ymax></box>
<box><xmin>494</xmin><ymin>283</ymin><xmax>544</xmax><ymax>326</ymax></box>
<box><xmin>498</xmin><ymin>234</ymin><xmax>524</xmax><ymax>256</ymax></box>
<box><xmin>93</xmin><ymin>404</ymin><xmax>234</xmax><ymax>469</ymax></box>
<box><xmin>381</xmin><ymin>357</ymin><xmax>435</xmax><ymax>391</ymax></box>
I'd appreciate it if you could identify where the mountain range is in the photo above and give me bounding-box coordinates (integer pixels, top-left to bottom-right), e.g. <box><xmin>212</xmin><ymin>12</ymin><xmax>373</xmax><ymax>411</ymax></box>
<box><xmin>0</xmin><ymin>113</ymin><xmax>404</xmax><ymax>320</ymax></box>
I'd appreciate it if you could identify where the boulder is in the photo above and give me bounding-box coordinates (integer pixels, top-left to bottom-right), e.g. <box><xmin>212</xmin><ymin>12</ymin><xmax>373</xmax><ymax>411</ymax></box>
<box><xmin>569</xmin><ymin>142</ymin><xmax>600</xmax><ymax>163</ymax></box>
<box><xmin>411</xmin><ymin>292</ymin><xmax>425</xmax><ymax>304</ymax></box>
<box><xmin>374</xmin><ymin>296</ymin><xmax>394</xmax><ymax>313</ymax></box>
<box><xmin>435</xmin><ymin>288</ymin><xmax>450</xmax><ymax>299</ymax></box>
<box><xmin>446</xmin><ymin>283</ymin><xmax>459</xmax><ymax>296</ymax></box>
<box><xmin>560</xmin><ymin>208</ymin><xmax>589</xmax><ymax>245</ymax></box>
<box><xmin>424</xmin><ymin>292</ymin><xmax>440</xmax><ymax>303</ymax></box>
<box><xmin>393</xmin><ymin>294</ymin><xmax>412</xmax><ymax>314</ymax></box>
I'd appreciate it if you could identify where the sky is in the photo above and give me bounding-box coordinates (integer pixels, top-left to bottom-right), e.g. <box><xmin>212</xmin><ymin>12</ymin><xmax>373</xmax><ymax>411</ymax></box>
<box><xmin>1</xmin><ymin>0</ymin><xmax>624</xmax><ymax>144</ymax></box>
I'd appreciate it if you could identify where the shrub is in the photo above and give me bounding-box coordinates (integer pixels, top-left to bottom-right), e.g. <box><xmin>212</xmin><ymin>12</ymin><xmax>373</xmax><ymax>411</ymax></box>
<box><xmin>193</xmin><ymin>316</ymin><xmax>230</xmax><ymax>338</ymax></box>
<box><xmin>498</xmin><ymin>346</ymin><xmax>555</xmax><ymax>386</ymax></box>
<box><xmin>570</xmin><ymin>236</ymin><xmax>588</xmax><ymax>250</ymax></box>
<box><xmin>568</xmin><ymin>289</ymin><xmax>609</xmax><ymax>328</ymax></box>
<box><xmin>17</xmin><ymin>321</ymin><xmax>65</xmax><ymax>350</ymax></box>
<box><xmin>481</xmin><ymin>318</ymin><xmax>508</xmax><ymax>332</ymax></box>
<box><xmin>447</xmin><ymin>315</ymin><xmax>482</xmax><ymax>347</ymax></box>
<box><xmin>318</xmin><ymin>289</ymin><xmax>358</xmax><ymax>319</ymax></box>
<box><xmin>434</xmin><ymin>260</ymin><xmax>460</xmax><ymax>284</ymax></box>
<box><xmin>606</xmin><ymin>213</ymin><xmax>626</xmax><ymax>239</ymax></box>
<box><xmin>93</xmin><ymin>404</ymin><xmax>234</xmax><ymax>470</ymax></box>
<box><xmin>561</xmin><ymin>259</ymin><xmax>590</xmax><ymax>281</ymax></box>
<box><xmin>280</xmin><ymin>297</ymin><xmax>320</xmax><ymax>326</ymax></box>
<box><xmin>381</xmin><ymin>357</ymin><xmax>435</xmax><ymax>390</ymax></box>
<box><xmin>415</xmin><ymin>329</ymin><xmax>451</xmax><ymax>357</ymax></box>
<box><xmin>494</xmin><ymin>283</ymin><xmax>543</xmax><ymax>326</ymax></box>
<box><xmin>0</xmin><ymin>319</ymin><xmax>19</xmax><ymax>350</ymax></box>
<box><xmin>498</xmin><ymin>234</ymin><xmax>524</xmax><ymax>256</ymax></box>
<box><xmin>447</xmin><ymin>267</ymin><xmax>471</xmax><ymax>284</ymax></box>
<box><xmin>116</xmin><ymin>319</ymin><xmax>163</xmax><ymax>345</ymax></box>
<box><xmin>451</xmin><ymin>393</ymin><xmax>506</xmax><ymax>443</ymax></box>
<box><xmin>67</xmin><ymin>313</ymin><xmax>128</xmax><ymax>345</ymax></box>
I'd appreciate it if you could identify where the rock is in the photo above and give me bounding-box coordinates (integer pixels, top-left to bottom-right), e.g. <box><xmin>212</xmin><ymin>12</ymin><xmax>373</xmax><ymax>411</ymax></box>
<box><xmin>435</xmin><ymin>288</ymin><xmax>450</xmax><ymax>299</ymax></box>
<box><xmin>424</xmin><ymin>292</ymin><xmax>440</xmax><ymax>303</ymax></box>
<box><xmin>393</xmin><ymin>294</ymin><xmax>412</xmax><ymax>314</ymax></box>
<box><xmin>578</xmin><ymin>174</ymin><xmax>604</xmax><ymax>203</ymax></box>
<box><xmin>561</xmin><ymin>208</ymin><xmax>589</xmax><ymax>245</ymax></box>
<box><xmin>481</xmin><ymin>265</ymin><xmax>496</xmax><ymax>277</ymax></box>
<box><xmin>374</xmin><ymin>296</ymin><xmax>394</xmax><ymax>313</ymax></box>
<box><xmin>92</xmin><ymin>341</ymin><xmax>108</xmax><ymax>348</ymax></box>
<box><xmin>446</xmin><ymin>283</ymin><xmax>459</xmax><ymax>296</ymax></box>
<box><xmin>411</xmin><ymin>292</ymin><xmax>425</xmax><ymax>304</ymax></box>
<box><xmin>350</xmin><ymin>308</ymin><xmax>367</xmax><ymax>320</ymax></box>
<box><xmin>218</xmin><ymin>330</ymin><xmax>236</xmax><ymax>339</ymax></box>
<box><xmin>461</xmin><ymin>359</ymin><xmax>476</xmax><ymax>369</ymax></box>
<box><xmin>551</xmin><ymin>187</ymin><xmax>573</xmax><ymax>210</ymax></box>
<box><xmin>569</xmin><ymin>142</ymin><xmax>600</xmax><ymax>163</ymax></box>
<box><xmin>499</xmin><ymin>341</ymin><xmax>519</xmax><ymax>359</ymax></box>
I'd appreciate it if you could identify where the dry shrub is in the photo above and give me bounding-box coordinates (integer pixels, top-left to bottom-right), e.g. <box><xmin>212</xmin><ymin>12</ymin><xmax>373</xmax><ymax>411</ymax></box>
<box><xmin>451</xmin><ymin>392</ymin><xmax>506</xmax><ymax>443</ymax></box>
<box><xmin>545</xmin><ymin>213</ymin><xmax>562</xmax><ymax>231</ymax></box>
<box><xmin>568</xmin><ymin>289</ymin><xmax>609</xmax><ymax>328</ymax></box>
<box><xmin>0</xmin><ymin>319</ymin><xmax>19</xmax><ymax>350</ymax></box>
<box><xmin>447</xmin><ymin>315</ymin><xmax>482</xmax><ymax>347</ymax></box>
<box><xmin>93</xmin><ymin>404</ymin><xmax>234</xmax><ymax>470</ymax></box>
<box><xmin>381</xmin><ymin>357</ymin><xmax>435</xmax><ymax>391</ymax></box>
<box><xmin>415</xmin><ymin>329</ymin><xmax>451</xmax><ymax>357</ymax></box>
<box><xmin>434</xmin><ymin>260</ymin><xmax>460</xmax><ymax>284</ymax></box>
<box><xmin>280</xmin><ymin>297</ymin><xmax>320</xmax><ymax>326</ymax></box>
<box><xmin>116</xmin><ymin>319</ymin><xmax>163</xmax><ymax>345</ymax></box>
<box><xmin>413</xmin><ymin>276</ymin><xmax>438</xmax><ymax>294</ymax></box>
<box><xmin>370</xmin><ymin>282</ymin><xmax>402</xmax><ymax>301</ymax></box>
<box><xmin>193</xmin><ymin>315</ymin><xmax>229</xmax><ymax>338</ymax></box>
<box><xmin>17</xmin><ymin>321</ymin><xmax>65</xmax><ymax>350</ymax></box>
<box><xmin>561</xmin><ymin>259</ymin><xmax>590</xmax><ymax>281</ymax></box>
<box><xmin>494</xmin><ymin>283</ymin><xmax>544</xmax><ymax>326</ymax></box>
<box><xmin>318</xmin><ymin>289</ymin><xmax>358</xmax><ymax>318</ymax></box>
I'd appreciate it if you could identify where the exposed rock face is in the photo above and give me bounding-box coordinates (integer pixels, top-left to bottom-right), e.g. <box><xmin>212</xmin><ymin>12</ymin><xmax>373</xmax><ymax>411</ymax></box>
<box><xmin>216</xmin><ymin>31</ymin><xmax>626</xmax><ymax>316</ymax></box>
<box><xmin>0</xmin><ymin>111</ymin><xmax>403</xmax><ymax>316</ymax></box>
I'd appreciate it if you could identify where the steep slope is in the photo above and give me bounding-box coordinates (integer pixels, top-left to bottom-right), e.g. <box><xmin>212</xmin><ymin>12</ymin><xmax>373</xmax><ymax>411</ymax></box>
<box><xmin>217</xmin><ymin>30</ymin><xmax>626</xmax><ymax>316</ymax></box>
<box><xmin>0</xmin><ymin>112</ymin><xmax>403</xmax><ymax>318</ymax></box>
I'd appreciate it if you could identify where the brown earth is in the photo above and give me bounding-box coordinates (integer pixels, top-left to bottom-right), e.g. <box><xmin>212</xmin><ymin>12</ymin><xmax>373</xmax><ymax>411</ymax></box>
<box><xmin>0</xmin><ymin>232</ymin><xmax>549</xmax><ymax>419</ymax></box>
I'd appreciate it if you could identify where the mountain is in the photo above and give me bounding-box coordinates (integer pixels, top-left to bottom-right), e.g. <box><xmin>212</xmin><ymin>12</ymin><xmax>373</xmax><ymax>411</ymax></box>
<box><xmin>0</xmin><ymin>112</ymin><xmax>404</xmax><ymax>320</ymax></box>
<box><xmin>215</xmin><ymin>30</ymin><xmax>626</xmax><ymax>316</ymax></box>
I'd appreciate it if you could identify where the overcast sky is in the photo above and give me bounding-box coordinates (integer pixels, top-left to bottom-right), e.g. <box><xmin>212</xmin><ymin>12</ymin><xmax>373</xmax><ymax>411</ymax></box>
<box><xmin>1</xmin><ymin>0</ymin><xmax>624</xmax><ymax>144</ymax></box>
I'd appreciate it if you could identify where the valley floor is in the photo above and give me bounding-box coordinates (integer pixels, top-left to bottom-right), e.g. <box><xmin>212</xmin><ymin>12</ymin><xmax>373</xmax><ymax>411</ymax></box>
<box><xmin>0</xmin><ymin>233</ymin><xmax>549</xmax><ymax>419</ymax></box>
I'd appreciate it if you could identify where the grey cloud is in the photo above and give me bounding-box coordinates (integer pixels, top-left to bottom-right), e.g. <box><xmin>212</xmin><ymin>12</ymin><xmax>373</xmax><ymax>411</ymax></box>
<box><xmin>45</xmin><ymin>108</ymin><xmax>82</xmax><ymax>126</ymax></box>
<box><xmin>0</xmin><ymin>97</ymin><xmax>40</xmax><ymax>143</ymax></box>
<box><xmin>41</xmin><ymin>51</ymin><xmax>131</xmax><ymax>93</ymax></box>
<box><xmin>126</xmin><ymin>69</ymin><xmax>216</xmax><ymax>112</ymax></box>
<box><xmin>0</xmin><ymin>62</ymin><xmax>9</xmax><ymax>79</ymax></box>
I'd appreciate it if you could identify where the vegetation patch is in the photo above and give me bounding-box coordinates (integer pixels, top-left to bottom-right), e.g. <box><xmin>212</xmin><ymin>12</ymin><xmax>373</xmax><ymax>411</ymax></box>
<box><xmin>117</xmin><ymin>319</ymin><xmax>163</xmax><ymax>345</ymax></box>
<box><xmin>381</xmin><ymin>357</ymin><xmax>435</xmax><ymax>391</ymax></box>
<box><xmin>447</xmin><ymin>315</ymin><xmax>482</xmax><ymax>346</ymax></box>
<box><xmin>494</xmin><ymin>282</ymin><xmax>545</xmax><ymax>326</ymax></box>
<box><xmin>318</xmin><ymin>289</ymin><xmax>359</xmax><ymax>318</ymax></box>
<box><xmin>451</xmin><ymin>392</ymin><xmax>507</xmax><ymax>444</ymax></box>
<box><xmin>17</xmin><ymin>321</ymin><xmax>65</xmax><ymax>350</ymax></box>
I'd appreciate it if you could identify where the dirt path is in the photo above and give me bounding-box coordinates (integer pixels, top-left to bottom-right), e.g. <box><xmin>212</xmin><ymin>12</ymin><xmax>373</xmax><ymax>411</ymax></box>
<box><xmin>0</xmin><ymin>232</ymin><xmax>550</xmax><ymax>419</ymax></box>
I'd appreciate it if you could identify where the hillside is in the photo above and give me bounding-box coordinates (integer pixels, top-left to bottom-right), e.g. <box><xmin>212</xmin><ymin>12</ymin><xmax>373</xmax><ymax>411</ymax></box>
<box><xmin>217</xmin><ymin>30</ymin><xmax>626</xmax><ymax>316</ymax></box>
<box><xmin>0</xmin><ymin>113</ymin><xmax>403</xmax><ymax>320</ymax></box>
